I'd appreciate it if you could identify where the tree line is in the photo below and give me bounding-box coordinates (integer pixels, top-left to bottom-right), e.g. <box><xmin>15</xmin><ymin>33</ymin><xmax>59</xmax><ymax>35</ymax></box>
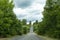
<box><xmin>33</xmin><ymin>0</ymin><xmax>60</xmax><ymax>39</ymax></box>
<box><xmin>0</xmin><ymin>0</ymin><xmax>30</xmax><ymax>37</ymax></box>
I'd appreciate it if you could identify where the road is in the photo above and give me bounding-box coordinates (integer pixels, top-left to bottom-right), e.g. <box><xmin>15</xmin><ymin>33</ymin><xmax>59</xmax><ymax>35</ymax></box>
<box><xmin>11</xmin><ymin>33</ymin><xmax>45</xmax><ymax>40</ymax></box>
<box><xmin>0</xmin><ymin>26</ymin><xmax>57</xmax><ymax>40</ymax></box>
<box><xmin>11</xmin><ymin>26</ymin><xmax>45</xmax><ymax>40</ymax></box>
<box><xmin>0</xmin><ymin>26</ymin><xmax>45</xmax><ymax>40</ymax></box>
<box><xmin>0</xmin><ymin>26</ymin><xmax>55</xmax><ymax>40</ymax></box>
<box><xmin>0</xmin><ymin>33</ymin><xmax>57</xmax><ymax>40</ymax></box>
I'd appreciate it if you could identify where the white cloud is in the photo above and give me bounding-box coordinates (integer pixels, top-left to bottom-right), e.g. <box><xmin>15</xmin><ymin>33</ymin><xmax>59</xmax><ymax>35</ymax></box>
<box><xmin>35</xmin><ymin>0</ymin><xmax>46</xmax><ymax>4</ymax></box>
<box><xmin>13</xmin><ymin>0</ymin><xmax>46</xmax><ymax>22</ymax></box>
<box><xmin>13</xmin><ymin>8</ymin><xmax>28</xmax><ymax>15</ymax></box>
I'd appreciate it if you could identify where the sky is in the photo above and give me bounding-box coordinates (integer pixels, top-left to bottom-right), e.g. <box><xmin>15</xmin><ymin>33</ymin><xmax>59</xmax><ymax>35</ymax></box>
<box><xmin>13</xmin><ymin>0</ymin><xmax>46</xmax><ymax>22</ymax></box>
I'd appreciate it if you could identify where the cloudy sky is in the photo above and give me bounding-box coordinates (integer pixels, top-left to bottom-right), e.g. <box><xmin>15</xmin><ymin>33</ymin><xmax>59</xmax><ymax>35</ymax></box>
<box><xmin>13</xmin><ymin>0</ymin><xmax>46</xmax><ymax>22</ymax></box>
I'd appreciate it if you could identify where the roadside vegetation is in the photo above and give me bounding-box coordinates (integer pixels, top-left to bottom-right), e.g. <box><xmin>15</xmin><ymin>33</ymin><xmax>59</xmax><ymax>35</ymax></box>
<box><xmin>0</xmin><ymin>0</ymin><xmax>60</xmax><ymax>40</ymax></box>
<box><xmin>0</xmin><ymin>0</ymin><xmax>30</xmax><ymax>38</ymax></box>
<box><xmin>33</xmin><ymin>0</ymin><xmax>60</xmax><ymax>40</ymax></box>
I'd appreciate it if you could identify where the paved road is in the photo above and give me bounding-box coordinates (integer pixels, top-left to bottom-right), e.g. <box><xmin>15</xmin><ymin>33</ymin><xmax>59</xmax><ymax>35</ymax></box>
<box><xmin>11</xmin><ymin>33</ymin><xmax>45</xmax><ymax>40</ymax></box>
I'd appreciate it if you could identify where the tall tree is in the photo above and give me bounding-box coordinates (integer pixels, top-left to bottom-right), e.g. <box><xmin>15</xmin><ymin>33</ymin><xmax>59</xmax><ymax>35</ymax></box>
<box><xmin>34</xmin><ymin>0</ymin><xmax>60</xmax><ymax>39</ymax></box>
<box><xmin>22</xmin><ymin>19</ymin><xmax>26</xmax><ymax>25</ymax></box>
<box><xmin>0</xmin><ymin>0</ymin><xmax>22</xmax><ymax>37</ymax></box>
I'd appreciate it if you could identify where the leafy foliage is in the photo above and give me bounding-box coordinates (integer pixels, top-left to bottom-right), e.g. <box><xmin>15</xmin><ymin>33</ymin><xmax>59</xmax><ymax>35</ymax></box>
<box><xmin>0</xmin><ymin>0</ymin><xmax>23</xmax><ymax>37</ymax></box>
<box><xmin>33</xmin><ymin>0</ymin><xmax>60</xmax><ymax>39</ymax></box>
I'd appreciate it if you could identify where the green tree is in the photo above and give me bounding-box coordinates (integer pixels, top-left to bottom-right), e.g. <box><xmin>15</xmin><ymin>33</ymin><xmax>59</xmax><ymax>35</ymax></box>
<box><xmin>22</xmin><ymin>19</ymin><xmax>26</xmax><ymax>25</ymax></box>
<box><xmin>33</xmin><ymin>0</ymin><xmax>60</xmax><ymax>39</ymax></box>
<box><xmin>0</xmin><ymin>0</ymin><xmax>22</xmax><ymax>37</ymax></box>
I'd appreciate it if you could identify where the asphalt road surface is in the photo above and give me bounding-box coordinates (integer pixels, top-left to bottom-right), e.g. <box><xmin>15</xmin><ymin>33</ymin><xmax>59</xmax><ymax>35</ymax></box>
<box><xmin>11</xmin><ymin>33</ymin><xmax>45</xmax><ymax>40</ymax></box>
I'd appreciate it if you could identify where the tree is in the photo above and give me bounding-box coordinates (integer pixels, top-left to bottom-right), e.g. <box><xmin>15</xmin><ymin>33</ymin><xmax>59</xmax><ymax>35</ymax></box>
<box><xmin>35</xmin><ymin>20</ymin><xmax>38</xmax><ymax>24</ymax></box>
<box><xmin>33</xmin><ymin>20</ymin><xmax>39</xmax><ymax>33</ymax></box>
<box><xmin>22</xmin><ymin>19</ymin><xmax>26</xmax><ymax>25</ymax></box>
<box><xmin>33</xmin><ymin>0</ymin><xmax>60</xmax><ymax>39</ymax></box>
<box><xmin>0</xmin><ymin>0</ymin><xmax>22</xmax><ymax>37</ymax></box>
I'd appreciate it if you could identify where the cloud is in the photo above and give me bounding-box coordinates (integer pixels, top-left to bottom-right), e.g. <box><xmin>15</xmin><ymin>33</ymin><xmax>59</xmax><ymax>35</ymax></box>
<box><xmin>34</xmin><ymin>0</ymin><xmax>46</xmax><ymax>4</ymax></box>
<box><xmin>13</xmin><ymin>8</ymin><xmax>28</xmax><ymax>18</ymax></box>
<box><xmin>29</xmin><ymin>10</ymin><xmax>41</xmax><ymax>15</ymax></box>
<box><xmin>26</xmin><ymin>14</ymin><xmax>43</xmax><ymax>22</ymax></box>
<box><xmin>14</xmin><ymin>0</ymin><xmax>33</xmax><ymax>8</ymax></box>
<box><xmin>13</xmin><ymin>7</ymin><xmax>43</xmax><ymax>22</ymax></box>
<box><xmin>13</xmin><ymin>0</ymin><xmax>46</xmax><ymax>22</ymax></box>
